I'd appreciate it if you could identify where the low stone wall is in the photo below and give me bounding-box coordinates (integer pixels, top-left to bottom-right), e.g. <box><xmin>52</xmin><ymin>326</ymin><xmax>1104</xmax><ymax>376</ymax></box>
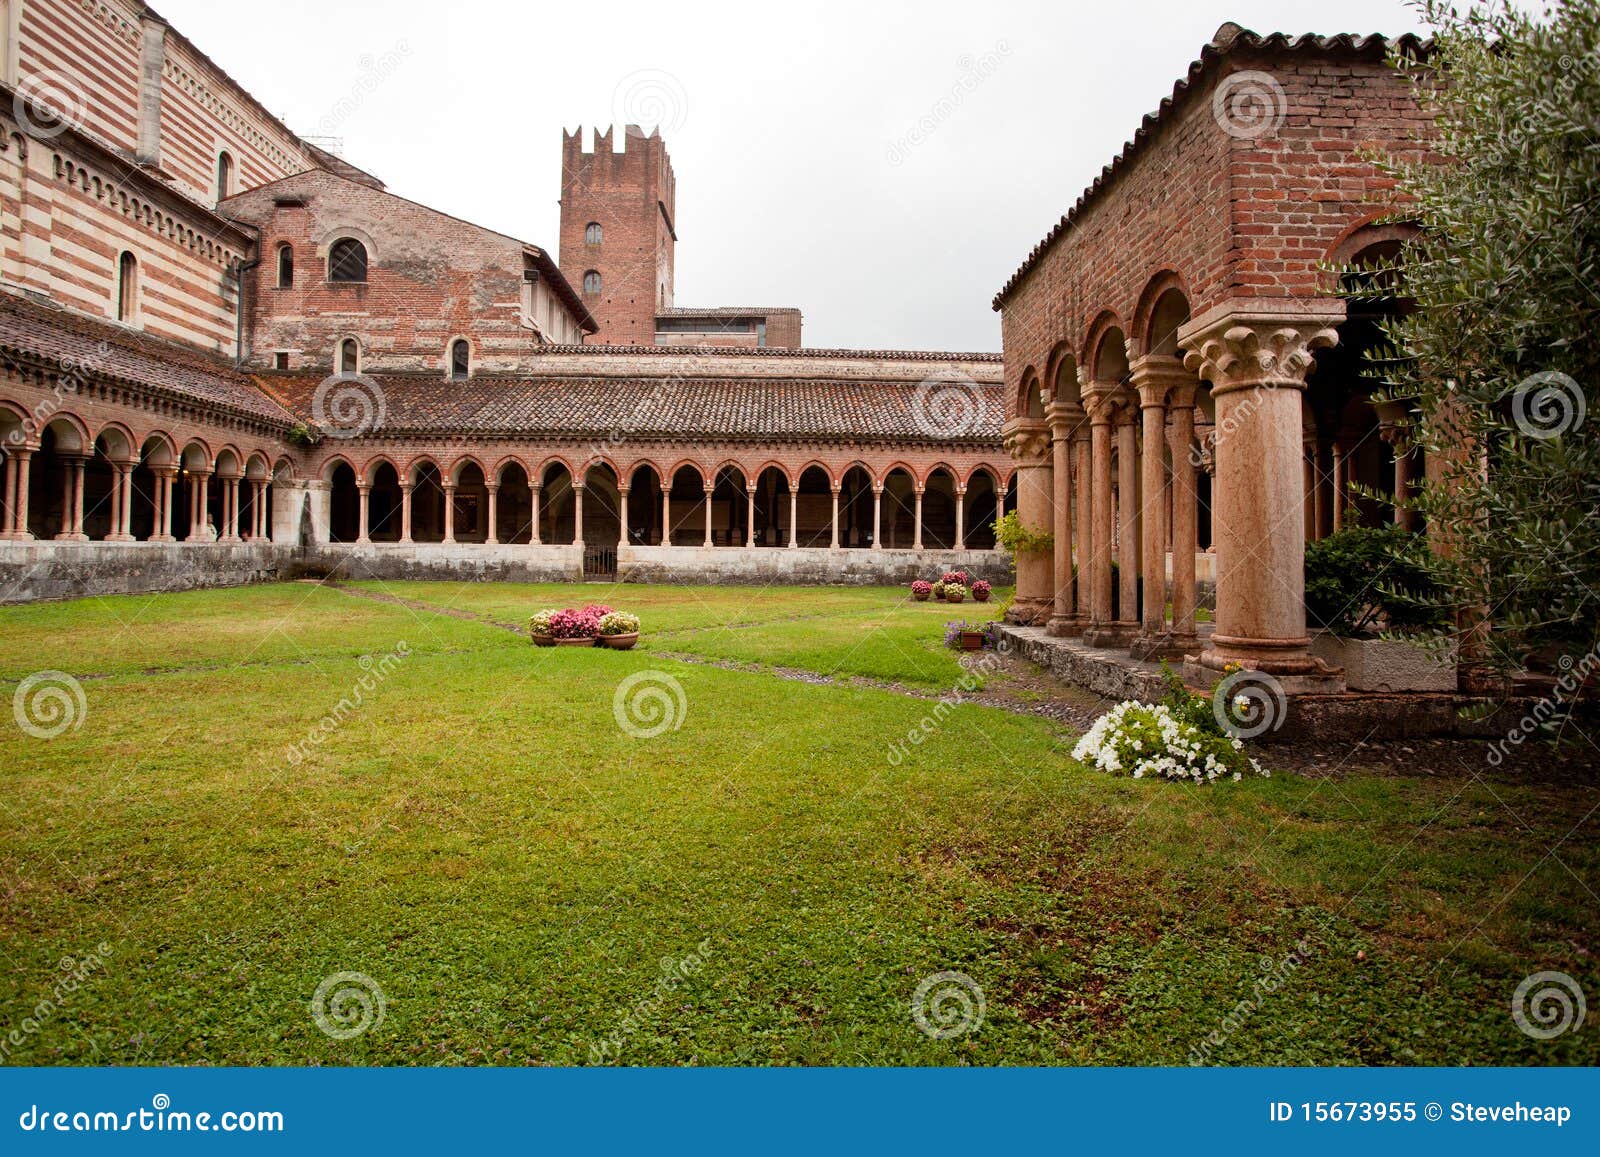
<box><xmin>0</xmin><ymin>539</ymin><xmax>1016</xmax><ymax>602</ymax></box>
<box><xmin>0</xmin><ymin>540</ymin><xmax>296</xmax><ymax>603</ymax></box>
<box><xmin>617</xmin><ymin>546</ymin><xmax>1013</xmax><ymax>586</ymax></box>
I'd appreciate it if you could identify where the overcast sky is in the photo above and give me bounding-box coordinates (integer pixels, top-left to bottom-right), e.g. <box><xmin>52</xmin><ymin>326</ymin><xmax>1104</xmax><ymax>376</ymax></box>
<box><xmin>161</xmin><ymin>0</ymin><xmax>1429</xmax><ymax>352</ymax></box>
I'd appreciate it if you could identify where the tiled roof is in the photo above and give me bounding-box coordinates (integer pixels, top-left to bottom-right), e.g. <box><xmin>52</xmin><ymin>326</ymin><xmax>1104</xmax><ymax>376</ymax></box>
<box><xmin>265</xmin><ymin>372</ymin><xmax>1006</xmax><ymax>443</ymax></box>
<box><xmin>0</xmin><ymin>295</ymin><xmax>296</xmax><ymax>426</ymax></box>
<box><xmin>991</xmin><ymin>24</ymin><xmax>1432</xmax><ymax>309</ymax></box>
<box><xmin>534</xmin><ymin>343</ymin><xmax>1002</xmax><ymax>363</ymax></box>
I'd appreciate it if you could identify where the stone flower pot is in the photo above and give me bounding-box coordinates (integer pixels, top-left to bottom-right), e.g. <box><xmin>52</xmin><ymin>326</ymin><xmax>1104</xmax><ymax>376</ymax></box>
<box><xmin>913</xmin><ymin>591</ymin><xmax>931</xmax><ymax>602</ymax></box>
<box><xmin>531</xmin><ymin>633</ymin><xmax>555</xmax><ymax>648</ymax></box>
<box><xmin>945</xmin><ymin>592</ymin><xmax>966</xmax><ymax>604</ymax></box>
<box><xmin>971</xmin><ymin>588</ymin><xmax>990</xmax><ymax>603</ymax></box>
<box><xmin>601</xmin><ymin>632</ymin><xmax>640</xmax><ymax>650</ymax></box>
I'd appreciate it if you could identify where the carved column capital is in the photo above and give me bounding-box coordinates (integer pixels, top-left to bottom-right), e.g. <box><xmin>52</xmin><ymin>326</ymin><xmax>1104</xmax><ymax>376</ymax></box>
<box><xmin>1128</xmin><ymin>354</ymin><xmax>1193</xmax><ymax>409</ymax></box>
<box><xmin>1045</xmin><ymin>400</ymin><xmax>1086</xmax><ymax>441</ymax></box>
<box><xmin>1002</xmin><ymin>417</ymin><xmax>1053</xmax><ymax>467</ymax></box>
<box><xmin>1178</xmin><ymin>304</ymin><xmax>1343</xmax><ymax>398</ymax></box>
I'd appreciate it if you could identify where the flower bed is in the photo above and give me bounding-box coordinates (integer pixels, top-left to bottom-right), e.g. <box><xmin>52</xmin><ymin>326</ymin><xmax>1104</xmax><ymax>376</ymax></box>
<box><xmin>530</xmin><ymin>603</ymin><xmax>638</xmax><ymax>648</ymax></box>
<box><xmin>1071</xmin><ymin>669</ymin><xmax>1267</xmax><ymax>783</ymax></box>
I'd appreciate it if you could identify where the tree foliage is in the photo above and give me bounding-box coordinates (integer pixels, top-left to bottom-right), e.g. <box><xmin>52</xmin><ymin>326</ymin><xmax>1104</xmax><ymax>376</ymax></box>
<box><xmin>1356</xmin><ymin>0</ymin><xmax>1600</xmax><ymax>673</ymax></box>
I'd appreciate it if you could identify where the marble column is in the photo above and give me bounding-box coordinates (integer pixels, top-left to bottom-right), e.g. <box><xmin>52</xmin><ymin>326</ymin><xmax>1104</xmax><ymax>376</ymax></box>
<box><xmin>1082</xmin><ymin>398</ymin><xmax>1117</xmax><ymax>642</ymax></box>
<box><xmin>58</xmin><ymin>455</ymin><xmax>89</xmax><ymax>540</ymax></box>
<box><xmin>530</xmin><ymin>484</ymin><xmax>543</xmax><ymax>545</ymax></box>
<box><xmin>661</xmin><ymin>486</ymin><xmax>671</xmax><ymax>546</ymax></box>
<box><xmin>954</xmin><ymin>487</ymin><xmax>966</xmax><ymax>552</ymax></box>
<box><xmin>1179</xmin><ymin>303</ymin><xmax>1346</xmax><ymax>690</ymax></box>
<box><xmin>745</xmin><ymin>486</ymin><xmax>757</xmax><ymax>548</ymax></box>
<box><xmin>442</xmin><ymin>482</ymin><xmax>456</xmax><ymax>544</ymax></box>
<box><xmin>399</xmin><ymin>481</ymin><xmax>413</xmax><ymax>544</ymax></box>
<box><xmin>485</xmin><ymin>483</ymin><xmax>500</xmax><ymax>545</ymax></box>
<box><xmin>357</xmin><ymin>483</ymin><xmax>372</xmax><ymax>544</ymax></box>
<box><xmin>572</xmin><ymin>483</ymin><xmax>586</xmax><ymax>548</ymax></box>
<box><xmin>1046</xmin><ymin>400</ymin><xmax>1085</xmax><ymax>636</ymax></box>
<box><xmin>614</xmin><ymin>485</ymin><xmax>627</xmax><ymax>550</ymax></box>
<box><xmin>183</xmin><ymin>472</ymin><xmax>209</xmax><ymax>541</ymax></box>
<box><xmin>1072</xmin><ymin>428</ymin><xmax>1091</xmax><ymax>623</ymax></box>
<box><xmin>787</xmin><ymin>490</ymin><xmax>798</xmax><ymax>548</ymax></box>
<box><xmin>1130</xmin><ymin>356</ymin><xmax>1190</xmax><ymax>658</ymax></box>
<box><xmin>1166</xmin><ymin>383</ymin><xmax>1201</xmax><ymax>652</ymax></box>
<box><xmin>702</xmin><ymin>485</ymin><xmax>714</xmax><ymax>548</ymax></box>
<box><xmin>872</xmin><ymin>485</ymin><xmax>883</xmax><ymax>549</ymax></box>
<box><xmin>221</xmin><ymin>476</ymin><xmax>241</xmax><ymax>542</ymax></box>
<box><xmin>1331</xmin><ymin>442</ymin><xmax>1347</xmax><ymax>532</ymax></box>
<box><xmin>912</xmin><ymin>487</ymin><xmax>925</xmax><ymax>551</ymax></box>
<box><xmin>1115</xmin><ymin>409</ymin><xmax>1140</xmax><ymax>639</ymax></box>
<box><xmin>829</xmin><ymin>484</ymin><xmax>841</xmax><ymax>549</ymax></box>
<box><xmin>1002</xmin><ymin>416</ymin><xmax>1054</xmax><ymax>624</ymax></box>
<box><xmin>0</xmin><ymin>453</ymin><xmax>15</xmax><ymax>538</ymax></box>
<box><xmin>5</xmin><ymin>449</ymin><xmax>33</xmax><ymax>539</ymax></box>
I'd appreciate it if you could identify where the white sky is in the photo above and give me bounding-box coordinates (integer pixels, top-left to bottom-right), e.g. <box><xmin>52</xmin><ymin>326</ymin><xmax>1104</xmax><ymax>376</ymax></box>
<box><xmin>158</xmin><ymin>0</ymin><xmax>1429</xmax><ymax>351</ymax></box>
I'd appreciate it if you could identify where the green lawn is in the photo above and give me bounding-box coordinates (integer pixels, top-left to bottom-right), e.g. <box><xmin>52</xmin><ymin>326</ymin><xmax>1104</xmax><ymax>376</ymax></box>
<box><xmin>0</xmin><ymin>581</ymin><xmax>1595</xmax><ymax>1066</ymax></box>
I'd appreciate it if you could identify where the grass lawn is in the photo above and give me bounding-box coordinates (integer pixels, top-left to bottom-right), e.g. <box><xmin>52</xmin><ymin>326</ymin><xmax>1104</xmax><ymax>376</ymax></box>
<box><xmin>0</xmin><ymin>581</ymin><xmax>1595</xmax><ymax>1066</ymax></box>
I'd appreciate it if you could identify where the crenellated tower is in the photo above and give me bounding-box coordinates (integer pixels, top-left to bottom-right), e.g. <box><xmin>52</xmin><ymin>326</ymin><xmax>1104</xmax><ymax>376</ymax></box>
<box><xmin>559</xmin><ymin>125</ymin><xmax>677</xmax><ymax>346</ymax></box>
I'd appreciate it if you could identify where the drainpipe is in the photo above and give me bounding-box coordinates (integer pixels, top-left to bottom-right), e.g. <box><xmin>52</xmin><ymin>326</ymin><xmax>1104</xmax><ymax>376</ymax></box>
<box><xmin>229</xmin><ymin>257</ymin><xmax>260</xmax><ymax>368</ymax></box>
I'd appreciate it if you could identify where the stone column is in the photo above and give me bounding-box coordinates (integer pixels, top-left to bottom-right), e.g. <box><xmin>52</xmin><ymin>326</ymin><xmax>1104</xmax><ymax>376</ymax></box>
<box><xmin>1115</xmin><ymin>410</ymin><xmax>1140</xmax><ymax>639</ymax></box>
<box><xmin>399</xmin><ymin>481</ymin><xmax>413</xmax><ymax>544</ymax></box>
<box><xmin>0</xmin><ymin>453</ymin><xmax>15</xmax><ymax>538</ymax></box>
<box><xmin>872</xmin><ymin>485</ymin><xmax>883</xmax><ymax>549</ymax></box>
<box><xmin>356</xmin><ymin>483</ymin><xmax>372</xmax><ymax>544</ymax></box>
<box><xmin>1001</xmin><ymin>416</ymin><xmax>1054</xmax><ymax>624</ymax></box>
<box><xmin>954</xmin><ymin>487</ymin><xmax>966</xmax><ymax>552</ymax></box>
<box><xmin>702</xmin><ymin>484</ymin><xmax>714</xmax><ymax>548</ymax></box>
<box><xmin>159</xmin><ymin>469</ymin><xmax>174</xmax><ymax>541</ymax></box>
<box><xmin>660</xmin><ymin>486</ymin><xmax>671</xmax><ymax>546</ymax></box>
<box><xmin>1071</xmin><ymin>430</ymin><xmax>1091</xmax><ymax>622</ymax></box>
<box><xmin>829</xmin><ymin>484</ymin><xmax>841</xmax><ymax>549</ymax></box>
<box><xmin>573</xmin><ymin>483</ymin><xmax>586</xmax><ymax>548</ymax></box>
<box><xmin>442</xmin><ymin>482</ymin><xmax>456</xmax><ymax>544</ymax></box>
<box><xmin>57</xmin><ymin>455</ymin><xmax>89</xmax><ymax>540</ymax></box>
<box><xmin>485</xmin><ymin>483</ymin><xmax>500</xmax><ymax>545</ymax></box>
<box><xmin>1047</xmin><ymin>401</ymin><xmax>1084</xmax><ymax>635</ymax></box>
<box><xmin>1166</xmin><ymin>383</ymin><xmax>1201</xmax><ymax>653</ymax></box>
<box><xmin>1179</xmin><ymin>303</ymin><xmax>1346</xmax><ymax>690</ymax></box>
<box><xmin>614</xmin><ymin>485</ymin><xmax>626</xmax><ymax>550</ymax></box>
<box><xmin>258</xmin><ymin>482</ymin><xmax>271</xmax><ymax>540</ymax></box>
<box><xmin>5</xmin><ymin>448</ymin><xmax>33</xmax><ymax>539</ymax></box>
<box><xmin>1331</xmin><ymin>442</ymin><xmax>1347</xmax><ymax>533</ymax></box>
<box><xmin>787</xmin><ymin>490</ymin><xmax>798</xmax><ymax>548</ymax></box>
<box><xmin>1082</xmin><ymin>398</ymin><xmax>1117</xmax><ymax>642</ymax></box>
<box><xmin>530</xmin><ymin>484</ymin><xmax>543</xmax><ymax>545</ymax></box>
<box><xmin>1377</xmin><ymin>404</ymin><xmax>1418</xmax><ymax>532</ymax></box>
<box><xmin>912</xmin><ymin>487</ymin><xmax>925</xmax><ymax>551</ymax></box>
<box><xmin>1130</xmin><ymin>356</ymin><xmax>1190</xmax><ymax>658</ymax></box>
<box><xmin>745</xmin><ymin>485</ymin><xmax>757</xmax><ymax>548</ymax></box>
<box><xmin>180</xmin><ymin>471</ymin><xmax>206</xmax><ymax>541</ymax></box>
<box><xmin>220</xmin><ymin>476</ymin><xmax>240</xmax><ymax>541</ymax></box>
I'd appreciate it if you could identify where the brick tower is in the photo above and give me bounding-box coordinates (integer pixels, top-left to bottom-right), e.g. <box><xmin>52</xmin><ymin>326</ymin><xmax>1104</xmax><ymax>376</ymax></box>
<box><xmin>559</xmin><ymin>125</ymin><xmax>677</xmax><ymax>346</ymax></box>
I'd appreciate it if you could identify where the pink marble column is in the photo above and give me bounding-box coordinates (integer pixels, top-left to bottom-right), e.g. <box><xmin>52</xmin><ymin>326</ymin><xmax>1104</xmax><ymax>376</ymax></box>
<box><xmin>399</xmin><ymin>481</ymin><xmax>413</xmax><ymax>544</ymax></box>
<box><xmin>1002</xmin><ymin>416</ymin><xmax>1054</xmax><ymax>624</ymax></box>
<box><xmin>6</xmin><ymin>449</ymin><xmax>33</xmax><ymax>539</ymax></box>
<box><xmin>953</xmin><ymin>487</ymin><xmax>966</xmax><ymax>552</ymax></box>
<box><xmin>573</xmin><ymin>483</ymin><xmax>586</xmax><ymax>548</ymax></box>
<box><xmin>1046</xmin><ymin>400</ymin><xmax>1084</xmax><ymax>635</ymax></box>
<box><xmin>912</xmin><ymin>487</ymin><xmax>925</xmax><ymax>551</ymax></box>
<box><xmin>1082</xmin><ymin>398</ymin><xmax>1117</xmax><ymax>642</ymax></box>
<box><xmin>702</xmin><ymin>485</ymin><xmax>714</xmax><ymax>548</ymax></box>
<box><xmin>829</xmin><ymin>484</ymin><xmax>841</xmax><ymax>550</ymax></box>
<box><xmin>1115</xmin><ymin>411</ymin><xmax>1140</xmax><ymax>638</ymax></box>
<box><xmin>1166</xmin><ymin>384</ymin><xmax>1201</xmax><ymax>651</ymax></box>
<box><xmin>615</xmin><ymin>485</ymin><xmax>627</xmax><ymax>550</ymax></box>
<box><xmin>1072</xmin><ymin>429</ymin><xmax>1091</xmax><ymax>623</ymax></box>
<box><xmin>57</xmin><ymin>455</ymin><xmax>89</xmax><ymax>540</ymax></box>
<box><xmin>871</xmin><ymin>485</ymin><xmax>883</xmax><ymax>549</ymax></box>
<box><xmin>745</xmin><ymin>486</ymin><xmax>757</xmax><ymax>548</ymax></box>
<box><xmin>660</xmin><ymin>486</ymin><xmax>671</xmax><ymax>546</ymax></box>
<box><xmin>1130</xmin><ymin>356</ymin><xmax>1191</xmax><ymax>658</ymax></box>
<box><xmin>441</xmin><ymin>482</ymin><xmax>457</xmax><ymax>544</ymax></box>
<box><xmin>530</xmin><ymin>484</ymin><xmax>543</xmax><ymax>545</ymax></box>
<box><xmin>357</xmin><ymin>483</ymin><xmax>372</xmax><ymax>543</ymax></box>
<box><xmin>1180</xmin><ymin>304</ymin><xmax>1346</xmax><ymax>691</ymax></box>
<box><xmin>787</xmin><ymin>490</ymin><xmax>797</xmax><ymax>548</ymax></box>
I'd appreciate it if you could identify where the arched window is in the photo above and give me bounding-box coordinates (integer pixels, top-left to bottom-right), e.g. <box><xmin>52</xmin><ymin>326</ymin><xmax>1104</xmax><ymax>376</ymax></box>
<box><xmin>450</xmin><ymin>339</ymin><xmax>469</xmax><ymax>380</ymax></box>
<box><xmin>339</xmin><ymin>338</ymin><xmax>359</xmax><ymax>374</ymax></box>
<box><xmin>582</xmin><ymin>270</ymin><xmax>601</xmax><ymax>294</ymax></box>
<box><xmin>584</xmin><ymin>222</ymin><xmax>602</xmax><ymax>245</ymax></box>
<box><xmin>328</xmin><ymin>237</ymin><xmax>368</xmax><ymax>283</ymax></box>
<box><xmin>276</xmin><ymin>243</ymin><xmax>293</xmax><ymax>289</ymax></box>
<box><xmin>215</xmin><ymin>151</ymin><xmax>233</xmax><ymax>201</ymax></box>
<box><xmin>116</xmin><ymin>251</ymin><xmax>137</xmax><ymax>322</ymax></box>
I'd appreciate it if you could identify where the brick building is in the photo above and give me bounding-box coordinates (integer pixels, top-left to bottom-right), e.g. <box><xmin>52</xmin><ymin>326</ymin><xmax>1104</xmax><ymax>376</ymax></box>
<box><xmin>0</xmin><ymin>0</ymin><xmax>1008</xmax><ymax>598</ymax></box>
<box><xmin>994</xmin><ymin>23</ymin><xmax>1436</xmax><ymax>693</ymax></box>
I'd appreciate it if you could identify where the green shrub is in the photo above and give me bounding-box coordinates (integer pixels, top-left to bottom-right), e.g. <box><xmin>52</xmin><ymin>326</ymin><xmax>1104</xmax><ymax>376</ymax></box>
<box><xmin>1304</xmin><ymin>526</ymin><xmax>1447</xmax><ymax>637</ymax></box>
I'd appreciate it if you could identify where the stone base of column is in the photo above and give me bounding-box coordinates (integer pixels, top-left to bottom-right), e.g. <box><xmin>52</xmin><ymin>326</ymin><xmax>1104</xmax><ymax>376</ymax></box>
<box><xmin>1046</xmin><ymin>613</ymin><xmax>1085</xmax><ymax>638</ymax></box>
<box><xmin>1006</xmin><ymin>595</ymin><xmax>1051</xmax><ymax>625</ymax></box>
<box><xmin>145</xmin><ymin>534</ymin><xmax>172</xmax><ymax>543</ymax></box>
<box><xmin>106</xmin><ymin>533</ymin><xmax>134</xmax><ymax>543</ymax></box>
<box><xmin>1184</xmin><ymin>635</ymin><xmax>1345</xmax><ymax>694</ymax></box>
<box><xmin>1130</xmin><ymin>632</ymin><xmax>1196</xmax><ymax>662</ymax></box>
<box><xmin>1082</xmin><ymin>621</ymin><xmax>1138</xmax><ymax>648</ymax></box>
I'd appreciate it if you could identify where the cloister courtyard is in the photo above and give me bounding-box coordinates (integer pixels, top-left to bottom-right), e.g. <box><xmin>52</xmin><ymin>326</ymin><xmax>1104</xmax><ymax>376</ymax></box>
<box><xmin>2</xmin><ymin>580</ymin><xmax>1595</xmax><ymax>1066</ymax></box>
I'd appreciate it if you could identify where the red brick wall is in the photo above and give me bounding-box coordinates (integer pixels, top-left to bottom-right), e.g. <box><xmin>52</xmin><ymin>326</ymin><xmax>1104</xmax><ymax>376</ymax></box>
<box><xmin>225</xmin><ymin>171</ymin><xmax>585</xmax><ymax>374</ymax></box>
<box><xmin>559</xmin><ymin>127</ymin><xmax>676</xmax><ymax>346</ymax></box>
<box><xmin>999</xmin><ymin>46</ymin><xmax>1433</xmax><ymax>414</ymax></box>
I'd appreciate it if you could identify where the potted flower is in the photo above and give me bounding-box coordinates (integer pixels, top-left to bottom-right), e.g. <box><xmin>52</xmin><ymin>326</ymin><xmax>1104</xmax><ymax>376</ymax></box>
<box><xmin>911</xmin><ymin>580</ymin><xmax>933</xmax><ymax>602</ymax></box>
<box><xmin>971</xmin><ymin>579</ymin><xmax>991</xmax><ymax>603</ymax></box>
<box><xmin>929</xmin><ymin>580</ymin><xmax>947</xmax><ymax>601</ymax></box>
<box><xmin>944</xmin><ymin>582</ymin><xmax>968</xmax><ymax>604</ymax></box>
<box><xmin>598</xmin><ymin>610</ymin><xmax>641</xmax><ymax>650</ymax></box>
<box><xmin>942</xmin><ymin>570</ymin><xmax>969</xmax><ymax>587</ymax></box>
<box><xmin>548</xmin><ymin>607</ymin><xmax>599</xmax><ymax>646</ymax></box>
<box><xmin>529</xmin><ymin>608</ymin><xmax>558</xmax><ymax>646</ymax></box>
<box><xmin>944</xmin><ymin>620</ymin><xmax>986</xmax><ymax>651</ymax></box>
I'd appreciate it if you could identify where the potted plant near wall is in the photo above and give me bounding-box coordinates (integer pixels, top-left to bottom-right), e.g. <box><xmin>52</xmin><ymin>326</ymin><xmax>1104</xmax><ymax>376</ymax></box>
<box><xmin>945</xmin><ymin>620</ymin><xmax>986</xmax><ymax>651</ymax></box>
<box><xmin>598</xmin><ymin>610</ymin><xmax>641</xmax><ymax>650</ymax></box>
<box><xmin>911</xmin><ymin>580</ymin><xmax>933</xmax><ymax>602</ymax></box>
<box><xmin>529</xmin><ymin>609</ymin><xmax>558</xmax><ymax>646</ymax></box>
<box><xmin>942</xmin><ymin>570</ymin><xmax>969</xmax><ymax>588</ymax></box>
<box><xmin>930</xmin><ymin>580</ymin><xmax>947</xmax><ymax>601</ymax></box>
<box><xmin>944</xmin><ymin>582</ymin><xmax>968</xmax><ymax>604</ymax></box>
<box><xmin>971</xmin><ymin>579</ymin><xmax>992</xmax><ymax>603</ymax></box>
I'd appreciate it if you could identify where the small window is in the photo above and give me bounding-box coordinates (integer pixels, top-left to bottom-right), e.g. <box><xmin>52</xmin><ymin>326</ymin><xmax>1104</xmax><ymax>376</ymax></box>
<box><xmin>450</xmin><ymin>339</ymin><xmax>469</xmax><ymax>380</ymax></box>
<box><xmin>584</xmin><ymin>222</ymin><xmax>602</xmax><ymax>245</ymax></box>
<box><xmin>276</xmin><ymin>243</ymin><xmax>293</xmax><ymax>288</ymax></box>
<box><xmin>215</xmin><ymin>151</ymin><xmax>233</xmax><ymax>201</ymax></box>
<box><xmin>328</xmin><ymin>237</ymin><xmax>368</xmax><ymax>283</ymax></box>
<box><xmin>582</xmin><ymin>270</ymin><xmax>601</xmax><ymax>294</ymax></box>
<box><xmin>339</xmin><ymin>339</ymin><xmax>359</xmax><ymax>374</ymax></box>
<box><xmin>116</xmin><ymin>251</ymin><xmax>137</xmax><ymax>322</ymax></box>
<box><xmin>273</xmin><ymin>352</ymin><xmax>289</xmax><ymax>371</ymax></box>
